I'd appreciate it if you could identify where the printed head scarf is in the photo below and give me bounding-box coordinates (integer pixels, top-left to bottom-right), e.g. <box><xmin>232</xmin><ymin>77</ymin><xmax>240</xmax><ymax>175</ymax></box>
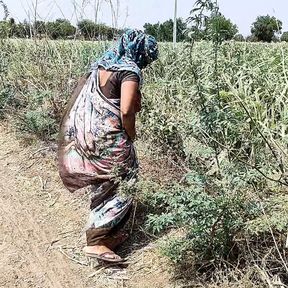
<box><xmin>92</xmin><ymin>29</ymin><xmax>158</xmax><ymax>84</ymax></box>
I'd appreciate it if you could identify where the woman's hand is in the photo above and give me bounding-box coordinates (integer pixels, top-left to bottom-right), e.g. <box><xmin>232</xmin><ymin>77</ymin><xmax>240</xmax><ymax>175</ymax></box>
<box><xmin>120</xmin><ymin>81</ymin><xmax>140</xmax><ymax>141</ymax></box>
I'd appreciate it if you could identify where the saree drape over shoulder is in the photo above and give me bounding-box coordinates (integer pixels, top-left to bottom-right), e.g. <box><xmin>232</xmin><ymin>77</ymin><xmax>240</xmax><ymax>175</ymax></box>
<box><xmin>58</xmin><ymin>69</ymin><xmax>137</xmax><ymax>192</ymax></box>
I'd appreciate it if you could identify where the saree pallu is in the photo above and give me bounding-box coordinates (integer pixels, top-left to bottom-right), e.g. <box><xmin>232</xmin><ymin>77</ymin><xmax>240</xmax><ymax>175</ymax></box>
<box><xmin>58</xmin><ymin>69</ymin><xmax>137</xmax><ymax>245</ymax></box>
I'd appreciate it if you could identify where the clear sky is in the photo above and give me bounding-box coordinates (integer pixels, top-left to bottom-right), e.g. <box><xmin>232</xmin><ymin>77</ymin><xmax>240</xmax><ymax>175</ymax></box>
<box><xmin>1</xmin><ymin>0</ymin><xmax>288</xmax><ymax>36</ymax></box>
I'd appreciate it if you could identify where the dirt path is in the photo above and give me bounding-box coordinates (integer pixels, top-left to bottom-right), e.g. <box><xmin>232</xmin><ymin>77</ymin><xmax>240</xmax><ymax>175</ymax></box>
<box><xmin>0</xmin><ymin>126</ymin><xmax>172</xmax><ymax>288</ymax></box>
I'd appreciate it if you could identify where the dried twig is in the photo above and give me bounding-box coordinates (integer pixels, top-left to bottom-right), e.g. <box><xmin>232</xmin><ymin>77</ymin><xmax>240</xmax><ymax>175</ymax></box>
<box><xmin>130</xmin><ymin>201</ymin><xmax>138</xmax><ymax>234</ymax></box>
<box><xmin>255</xmin><ymin>264</ymin><xmax>274</xmax><ymax>288</ymax></box>
<box><xmin>260</xmin><ymin>204</ymin><xmax>288</xmax><ymax>274</ymax></box>
<box><xmin>58</xmin><ymin>247</ymin><xmax>88</xmax><ymax>266</ymax></box>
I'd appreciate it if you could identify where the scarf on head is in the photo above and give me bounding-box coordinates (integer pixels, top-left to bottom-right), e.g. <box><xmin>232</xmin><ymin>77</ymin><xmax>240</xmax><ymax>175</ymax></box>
<box><xmin>91</xmin><ymin>29</ymin><xmax>158</xmax><ymax>84</ymax></box>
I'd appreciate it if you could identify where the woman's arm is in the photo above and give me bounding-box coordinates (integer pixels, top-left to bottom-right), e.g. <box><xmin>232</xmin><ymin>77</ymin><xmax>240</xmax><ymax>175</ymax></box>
<box><xmin>120</xmin><ymin>81</ymin><xmax>140</xmax><ymax>141</ymax></box>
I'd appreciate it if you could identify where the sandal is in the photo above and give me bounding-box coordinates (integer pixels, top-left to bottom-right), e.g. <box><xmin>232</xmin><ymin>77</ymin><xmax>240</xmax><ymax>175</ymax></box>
<box><xmin>84</xmin><ymin>250</ymin><xmax>125</xmax><ymax>263</ymax></box>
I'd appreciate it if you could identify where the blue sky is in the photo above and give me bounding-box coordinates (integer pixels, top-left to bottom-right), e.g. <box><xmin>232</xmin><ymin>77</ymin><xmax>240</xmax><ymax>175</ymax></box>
<box><xmin>1</xmin><ymin>0</ymin><xmax>288</xmax><ymax>36</ymax></box>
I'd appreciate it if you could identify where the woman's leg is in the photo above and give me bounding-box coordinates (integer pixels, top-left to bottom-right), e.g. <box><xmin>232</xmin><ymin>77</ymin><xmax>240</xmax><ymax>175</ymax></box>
<box><xmin>83</xmin><ymin>181</ymin><xmax>132</xmax><ymax>261</ymax></box>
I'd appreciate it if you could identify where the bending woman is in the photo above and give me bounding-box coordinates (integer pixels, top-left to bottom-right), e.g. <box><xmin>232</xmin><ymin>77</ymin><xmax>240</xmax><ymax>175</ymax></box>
<box><xmin>58</xmin><ymin>29</ymin><xmax>158</xmax><ymax>263</ymax></box>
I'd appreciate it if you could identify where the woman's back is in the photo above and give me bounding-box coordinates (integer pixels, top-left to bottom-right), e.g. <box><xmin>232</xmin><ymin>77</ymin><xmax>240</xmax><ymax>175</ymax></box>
<box><xmin>58</xmin><ymin>69</ymin><xmax>137</xmax><ymax>192</ymax></box>
<box><xmin>98</xmin><ymin>68</ymin><xmax>139</xmax><ymax>100</ymax></box>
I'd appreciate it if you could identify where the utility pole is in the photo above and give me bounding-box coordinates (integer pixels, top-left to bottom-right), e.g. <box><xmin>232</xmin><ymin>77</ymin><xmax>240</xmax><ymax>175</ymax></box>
<box><xmin>173</xmin><ymin>0</ymin><xmax>177</xmax><ymax>47</ymax></box>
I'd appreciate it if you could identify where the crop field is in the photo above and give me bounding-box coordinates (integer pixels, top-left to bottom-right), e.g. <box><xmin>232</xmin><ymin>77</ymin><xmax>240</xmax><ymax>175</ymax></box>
<box><xmin>1</xmin><ymin>39</ymin><xmax>288</xmax><ymax>287</ymax></box>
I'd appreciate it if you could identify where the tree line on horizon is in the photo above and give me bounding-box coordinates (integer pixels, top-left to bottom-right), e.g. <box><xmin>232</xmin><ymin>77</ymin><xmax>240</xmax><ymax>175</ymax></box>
<box><xmin>0</xmin><ymin>18</ymin><xmax>123</xmax><ymax>40</ymax></box>
<box><xmin>0</xmin><ymin>14</ymin><xmax>288</xmax><ymax>43</ymax></box>
<box><xmin>144</xmin><ymin>14</ymin><xmax>288</xmax><ymax>43</ymax></box>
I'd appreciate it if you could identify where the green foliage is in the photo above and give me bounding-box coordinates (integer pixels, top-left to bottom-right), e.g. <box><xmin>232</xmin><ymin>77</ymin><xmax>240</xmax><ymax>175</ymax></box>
<box><xmin>187</xmin><ymin>1</ymin><xmax>238</xmax><ymax>42</ymax></box>
<box><xmin>0</xmin><ymin>39</ymin><xmax>108</xmax><ymax>140</ymax></box>
<box><xmin>0</xmin><ymin>86</ymin><xmax>17</xmax><ymax>118</ymax></box>
<box><xmin>0</xmin><ymin>17</ymin><xmax>119</xmax><ymax>40</ymax></box>
<box><xmin>13</xmin><ymin>20</ymin><xmax>31</xmax><ymax>38</ymax></box>
<box><xmin>1</xmin><ymin>0</ymin><xmax>288</xmax><ymax>282</ymax></box>
<box><xmin>246</xmin><ymin>34</ymin><xmax>258</xmax><ymax>42</ymax></box>
<box><xmin>1</xmin><ymin>35</ymin><xmax>288</xmax><ymax>279</ymax></box>
<box><xmin>34</xmin><ymin>20</ymin><xmax>46</xmax><ymax>36</ymax></box>
<box><xmin>14</xmin><ymin>90</ymin><xmax>57</xmax><ymax>139</ymax></box>
<box><xmin>141</xmin><ymin>0</ymin><xmax>288</xmax><ymax>273</ymax></box>
<box><xmin>46</xmin><ymin>19</ymin><xmax>76</xmax><ymax>39</ymax></box>
<box><xmin>17</xmin><ymin>109</ymin><xmax>57</xmax><ymax>140</ymax></box>
<box><xmin>246</xmin><ymin>195</ymin><xmax>288</xmax><ymax>234</ymax></box>
<box><xmin>233</xmin><ymin>34</ymin><xmax>245</xmax><ymax>42</ymax></box>
<box><xmin>144</xmin><ymin>172</ymin><xmax>260</xmax><ymax>263</ymax></box>
<box><xmin>77</xmin><ymin>19</ymin><xmax>118</xmax><ymax>40</ymax></box>
<box><xmin>144</xmin><ymin>18</ymin><xmax>187</xmax><ymax>42</ymax></box>
<box><xmin>280</xmin><ymin>31</ymin><xmax>288</xmax><ymax>42</ymax></box>
<box><xmin>205</xmin><ymin>14</ymin><xmax>238</xmax><ymax>41</ymax></box>
<box><xmin>251</xmin><ymin>15</ymin><xmax>282</xmax><ymax>43</ymax></box>
<box><xmin>0</xmin><ymin>20</ymin><xmax>9</xmax><ymax>38</ymax></box>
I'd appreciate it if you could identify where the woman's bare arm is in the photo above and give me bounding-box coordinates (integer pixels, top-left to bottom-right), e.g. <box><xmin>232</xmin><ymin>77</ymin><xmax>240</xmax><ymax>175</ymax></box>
<box><xmin>120</xmin><ymin>81</ymin><xmax>140</xmax><ymax>141</ymax></box>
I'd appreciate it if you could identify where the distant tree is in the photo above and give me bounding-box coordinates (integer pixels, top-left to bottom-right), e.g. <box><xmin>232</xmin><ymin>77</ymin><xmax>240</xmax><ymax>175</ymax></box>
<box><xmin>281</xmin><ymin>31</ymin><xmax>288</xmax><ymax>42</ymax></box>
<box><xmin>100</xmin><ymin>24</ymin><xmax>117</xmax><ymax>40</ymax></box>
<box><xmin>186</xmin><ymin>26</ymin><xmax>205</xmax><ymax>41</ymax></box>
<box><xmin>77</xmin><ymin>19</ymin><xmax>96</xmax><ymax>39</ymax></box>
<box><xmin>45</xmin><ymin>22</ymin><xmax>57</xmax><ymax>39</ymax></box>
<box><xmin>77</xmin><ymin>19</ymin><xmax>118</xmax><ymax>40</ymax></box>
<box><xmin>34</xmin><ymin>20</ymin><xmax>45</xmax><ymax>37</ymax></box>
<box><xmin>246</xmin><ymin>34</ymin><xmax>258</xmax><ymax>42</ymax></box>
<box><xmin>176</xmin><ymin>18</ymin><xmax>188</xmax><ymax>41</ymax></box>
<box><xmin>14</xmin><ymin>22</ymin><xmax>26</xmax><ymax>38</ymax></box>
<box><xmin>159</xmin><ymin>19</ymin><xmax>174</xmax><ymax>41</ymax></box>
<box><xmin>0</xmin><ymin>18</ymin><xmax>16</xmax><ymax>38</ymax></box>
<box><xmin>16</xmin><ymin>20</ymin><xmax>31</xmax><ymax>38</ymax></box>
<box><xmin>9</xmin><ymin>17</ymin><xmax>15</xmax><ymax>36</ymax></box>
<box><xmin>144</xmin><ymin>18</ymin><xmax>187</xmax><ymax>42</ymax></box>
<box><xmin>186</xmin><ymin>13</ymin><xmax>237</xmax><ymax>42</ymax></box>
<box><xmin>233</xmin><ymin>34</ymin><xmax>244</xmax><ymax>42</ymax></box>
<box><xmin>143</xmin><ymin>22</ymin><xmax>160</xmax><ymax>39</ymax></box>
<box><xmin>0</xmin><ymin>17</ymin><xmax>117</xmax><ymax>40</ymax></box>
<box><xmin>0</xmin><ymin>20</ymin><xmax>9</xmax><ymax>38</ymax></box>
<box><xmin>46</xmin><ymin>19</ymin><xmax>76</xmax><ymax>39</ymax></box>
<box><xmin>251</xmin><ymin>15</ymin><xmax>282</xmax><ymax>42</ymax></box>
<box><xmin>205</xmin><ymin>14</ymin><xmax>238</xmax><ymax>41</ymax></box>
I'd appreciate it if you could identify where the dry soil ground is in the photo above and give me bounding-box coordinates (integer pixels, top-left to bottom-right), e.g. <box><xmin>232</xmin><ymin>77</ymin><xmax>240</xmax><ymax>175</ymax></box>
<box><xmin>0</xmin><ymin>125</ymin><xmax>173</xmax><ymax>288</ymax></box>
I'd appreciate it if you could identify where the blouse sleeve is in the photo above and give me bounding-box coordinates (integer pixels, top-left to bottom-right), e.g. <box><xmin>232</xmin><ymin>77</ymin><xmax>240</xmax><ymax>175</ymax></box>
<box><xmin>119</xmin><ymin>71</ymin><xmax>140</xmax><ymax>84</ymax></box>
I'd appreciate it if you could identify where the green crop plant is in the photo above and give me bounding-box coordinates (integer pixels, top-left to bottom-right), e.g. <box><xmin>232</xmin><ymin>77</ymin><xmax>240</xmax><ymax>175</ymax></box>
<box><xmin>1</xmin><ymin>15</ymin><xmax>288</xmax><ymax>283</ymax></box>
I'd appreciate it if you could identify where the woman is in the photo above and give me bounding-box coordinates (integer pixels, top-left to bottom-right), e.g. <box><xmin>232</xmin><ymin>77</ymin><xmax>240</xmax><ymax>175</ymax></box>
<box><xmin>58</xmin><ymin>29</ymin><xmax>158</xmax><ymax>263</ymax></box>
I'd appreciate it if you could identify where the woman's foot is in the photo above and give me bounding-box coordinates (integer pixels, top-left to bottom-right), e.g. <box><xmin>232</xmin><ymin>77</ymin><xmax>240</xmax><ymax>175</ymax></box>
<box><xmin>83</xmin><ymin>245</ymin><xmax>123</xmax><ymax>262</ymax></box>
<box><xmin>83</xmin><ymin>232</ymin><xmax>129</xmax><ymax>263</ymax></box>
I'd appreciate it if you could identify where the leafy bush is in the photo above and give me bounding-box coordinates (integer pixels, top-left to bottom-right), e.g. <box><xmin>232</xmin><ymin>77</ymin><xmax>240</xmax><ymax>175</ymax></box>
<box><xmin>281</xmin><ymin>31</ymin><xmax>288</xmax><ymax>42</ymax></box>
<box><xmin>143</xmin><ymin>168</ymin><xmax>261</xmax><ymax>263</ymax></box>
<box><xmin>233</xmin><ymin>34</ymin><xmax>245</xmax><ymax>42</ymax></box>
<box><xmin>0</xmin><ymin>86</ymin><xmax>18</xmax><ymax>118</ymax></box>
<box><xmin>16</xmin><ymin>109</ymin><xmax>57</xmax><ymax>140</ymax></box>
